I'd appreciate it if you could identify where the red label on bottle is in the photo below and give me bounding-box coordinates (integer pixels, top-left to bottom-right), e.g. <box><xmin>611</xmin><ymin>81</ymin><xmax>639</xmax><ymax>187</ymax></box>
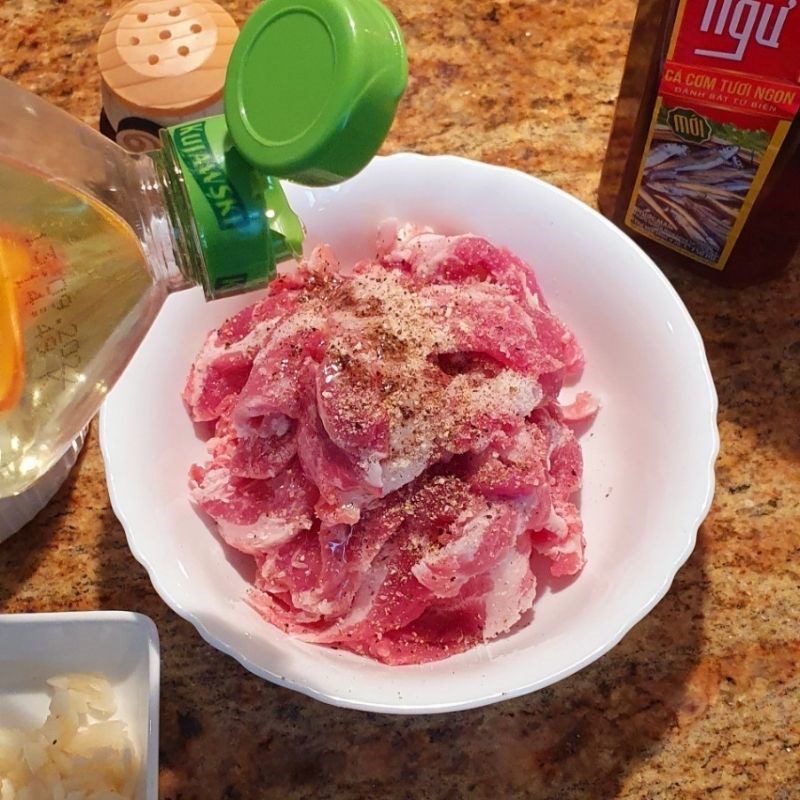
<box><xmin>672</xmin><ymin>0</ymin><xmax>800</xmax><ymax>81</ymax></box>
<box><xmin>624</xmin><ymin>0</ymin><xmax>800</xmax><ymax>269</ymax></box>
<box><xmin>660</xmin><ymin>64</ymin><xmax>800</xmax><ymax>119</ymax></box>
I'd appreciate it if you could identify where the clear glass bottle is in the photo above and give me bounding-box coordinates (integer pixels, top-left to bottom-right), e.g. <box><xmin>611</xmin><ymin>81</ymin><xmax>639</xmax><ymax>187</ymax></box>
<box><xmin>0</xmin><ymin>0</ymin><xmax>408</xmax><ymax>501</ymax></box>
<box><xmin>0</xmin><ymin>78</ymin><xmax>303</xmax><ymax>499</ymax></box>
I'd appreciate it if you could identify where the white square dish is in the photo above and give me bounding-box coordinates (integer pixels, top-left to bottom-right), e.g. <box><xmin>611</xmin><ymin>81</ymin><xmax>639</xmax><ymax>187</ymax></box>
<box><xmin>0</xmin><ymin>611</ymin><xmax>159</xmax><ymax>798</ymax></box>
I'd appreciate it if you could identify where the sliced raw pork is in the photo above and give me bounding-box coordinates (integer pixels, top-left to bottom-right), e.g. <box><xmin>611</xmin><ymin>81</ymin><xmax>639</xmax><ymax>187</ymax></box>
<box><xmin>186</xmin><ymin>223</ymin><xmax>597</xmax><ymax>664</ymax></box>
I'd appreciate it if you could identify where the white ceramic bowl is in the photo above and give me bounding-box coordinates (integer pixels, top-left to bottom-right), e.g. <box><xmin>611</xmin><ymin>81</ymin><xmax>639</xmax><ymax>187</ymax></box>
<box><xmin>99</xmin><ymin>154</ymin><xmax>718</xmax><ymax>714</ymax></box>
<box><xmin>0</xmin><ymin>611</ymin><xmax>159</xmax><ymax>797</ymax></box>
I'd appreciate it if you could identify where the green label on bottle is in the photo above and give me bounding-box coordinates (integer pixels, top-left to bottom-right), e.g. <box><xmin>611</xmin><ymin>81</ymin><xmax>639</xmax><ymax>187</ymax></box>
<box><xmin>162</xmin><ymin>115</ymin><xmax>304</xmax><ymax>299</ymax></box>
<box><xmin>666</xmin><ymin>107</ymin><xmax>711</xmax><ymax>145</ymax></box>
<box><xmin>171</xmin><ymin>121</ymin><xmax>249</xmax><ymax>232</ymax></box>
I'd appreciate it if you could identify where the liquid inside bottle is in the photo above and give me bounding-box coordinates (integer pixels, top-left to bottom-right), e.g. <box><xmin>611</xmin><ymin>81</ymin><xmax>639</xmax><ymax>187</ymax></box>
<box><xmin>0</xmin><ymin>76</ymin><xmax>304</xmax><ymax>502</ymax></box>
<box><xmin>0</xmin><ymin>0</ymin><xmax>408</xmax><ymax>503</ymax></box>
<box><xmin>0</xmin><ymin>157</ymin><xmax>166</xmax><ymax>496</ymax></box>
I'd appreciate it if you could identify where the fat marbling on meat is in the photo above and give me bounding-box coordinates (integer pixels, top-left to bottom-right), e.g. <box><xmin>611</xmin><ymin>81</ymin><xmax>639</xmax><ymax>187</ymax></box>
<box><xmin>184</xmin><ymin>223</ymin><xmax>596</xmax><ymax>664</ymax></box>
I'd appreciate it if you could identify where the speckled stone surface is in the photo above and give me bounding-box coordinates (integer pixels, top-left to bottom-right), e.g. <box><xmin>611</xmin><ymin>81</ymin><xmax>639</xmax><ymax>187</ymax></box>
<box><xmin>1</xmin><ymin>1</ymin><xmax>799</xmax><ymax>797</ymax></box>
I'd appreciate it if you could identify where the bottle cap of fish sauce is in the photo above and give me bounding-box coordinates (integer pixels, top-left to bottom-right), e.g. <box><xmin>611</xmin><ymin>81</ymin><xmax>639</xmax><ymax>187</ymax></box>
<box><xmin>97</xmin><ymin>0</ymin><xmax>239</xmax><ymax>152</ymax></box>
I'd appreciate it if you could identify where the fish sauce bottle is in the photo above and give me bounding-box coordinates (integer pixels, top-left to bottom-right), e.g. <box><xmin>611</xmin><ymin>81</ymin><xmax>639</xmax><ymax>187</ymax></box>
<box><xmin>598</xmin><ymin>0</ymin><xmax>800</xmax><ymax>285</ymax></box>
<box><xmin>0</xmin><ymin>0</ymin><xmax>407</xmax><ymax>501</ymax></box>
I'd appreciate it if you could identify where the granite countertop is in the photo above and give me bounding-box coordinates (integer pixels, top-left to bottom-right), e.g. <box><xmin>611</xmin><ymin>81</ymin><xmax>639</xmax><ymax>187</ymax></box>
<box><xmin>1</xmin><ymin>1</ymin><xmax>799</xmax><ymax>797</ymax></box>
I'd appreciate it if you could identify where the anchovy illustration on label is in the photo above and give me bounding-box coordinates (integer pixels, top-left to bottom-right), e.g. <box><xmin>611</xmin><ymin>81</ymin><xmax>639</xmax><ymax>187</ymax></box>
<box><xmin>645</xmin><ymin>142</ymin><xmax>689</xmax><ymax>167</ymax></box>
<box><xmin>651</xmin><ymin>145</ymin><xmax>738</xmax><ymax>172</ymax></box>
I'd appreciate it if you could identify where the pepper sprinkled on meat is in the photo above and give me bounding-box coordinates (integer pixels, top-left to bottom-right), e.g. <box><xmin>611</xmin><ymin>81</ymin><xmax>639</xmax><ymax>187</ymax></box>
<box><xmin>184</xmin><ymin>221</ymin><xmax>597</xmax><ymax>664</ymax></box>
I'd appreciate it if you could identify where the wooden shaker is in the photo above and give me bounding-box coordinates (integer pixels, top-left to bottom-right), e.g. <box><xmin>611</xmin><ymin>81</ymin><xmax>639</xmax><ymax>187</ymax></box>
<box><xmin>97</xmin><ymin>0</ymin><xmax>239</xmax><ymax>152</ymax></box>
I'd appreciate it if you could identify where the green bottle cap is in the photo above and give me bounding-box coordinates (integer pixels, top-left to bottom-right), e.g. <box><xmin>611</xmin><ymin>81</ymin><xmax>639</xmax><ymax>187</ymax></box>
<box><xmin>160</xmin><ymin>0</ymin><xmax>407</xmax><ymax>299</ymax></box>
<box><xmin>224</xmin><ymin>0</ymin><xmax>407</xmax><ymax>186</ymax></box>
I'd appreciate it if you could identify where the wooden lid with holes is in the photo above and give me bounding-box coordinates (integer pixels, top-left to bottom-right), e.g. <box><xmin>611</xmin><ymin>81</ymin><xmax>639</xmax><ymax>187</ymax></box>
<box><xmin>97</xmin><ymin>0</ymin><xmax>239</xmax><ymax>116</ymax></box>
